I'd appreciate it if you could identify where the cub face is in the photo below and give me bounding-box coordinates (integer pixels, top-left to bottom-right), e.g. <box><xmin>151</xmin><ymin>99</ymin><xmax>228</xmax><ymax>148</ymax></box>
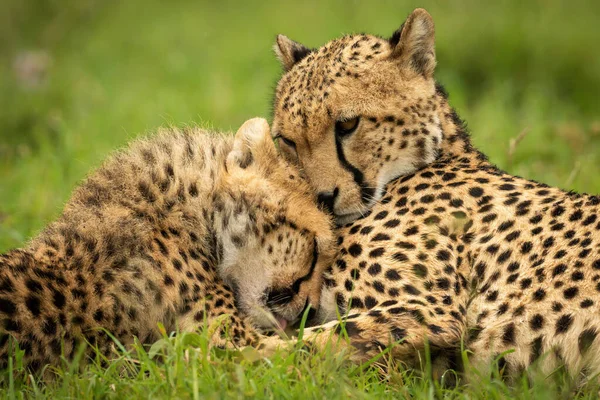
<box><xmin>220</xmin><ymin>118</ymin><xmax>335</xmax><ymax>329</ymax></box>
<box><xmin>271</xmin><ymin>9</ymin><xmax>443</xmax><ymax>225</ymax></box>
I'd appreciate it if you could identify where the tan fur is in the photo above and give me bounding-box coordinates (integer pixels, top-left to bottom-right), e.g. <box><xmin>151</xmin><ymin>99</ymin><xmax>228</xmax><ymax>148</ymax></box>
<box><xmin>272</xmin><ymin>9</ymin><xmax>441</xmax><ymax>225</ymax></box>
<box><xmin>0</xmin><ymin>118</ymin><xmax>334</xmax><ymax>372</ymax></box>
<box><xmin>269</xmin><ymin>8</ymin><xmax>600</xmax><ymax>386</ymax></box>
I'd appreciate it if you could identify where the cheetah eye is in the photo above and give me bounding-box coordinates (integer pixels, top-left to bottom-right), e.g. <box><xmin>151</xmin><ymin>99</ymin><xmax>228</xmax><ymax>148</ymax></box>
<box><xmin>276</xmin><ymin>134</ymin><xmax>297</xmax><ymax>150</ymax></box>
<box><xmin>335</xmin><ymin>116</ymin><xmax>360</xmax><ymax>138</ymax></box>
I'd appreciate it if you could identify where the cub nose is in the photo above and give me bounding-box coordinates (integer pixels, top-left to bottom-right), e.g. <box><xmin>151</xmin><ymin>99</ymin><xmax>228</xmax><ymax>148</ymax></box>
<box><xmin>317</xmin><ymin>187</ymin><xmax>339</xmax><ymax>214</ymax></box>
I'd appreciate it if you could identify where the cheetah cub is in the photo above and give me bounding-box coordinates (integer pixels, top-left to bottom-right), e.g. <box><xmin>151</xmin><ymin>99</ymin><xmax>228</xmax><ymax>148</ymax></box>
<box><xmin>0</xmin><ymin>118</ymin><xmax>334</xmax><ymax>372</ymax></box>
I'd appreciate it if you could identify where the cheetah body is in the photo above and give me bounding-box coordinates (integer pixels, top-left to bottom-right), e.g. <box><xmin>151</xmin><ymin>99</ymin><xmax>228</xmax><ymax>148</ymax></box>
<box><xmin>271</xmin><ymin>9</ymin><xmax>600</xmax><ymax>383</ymax></box>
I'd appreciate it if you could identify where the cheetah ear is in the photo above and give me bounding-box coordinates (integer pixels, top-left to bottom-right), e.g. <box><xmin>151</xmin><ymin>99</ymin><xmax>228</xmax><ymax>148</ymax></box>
<box><xmin>388</xmin><ymin>8</ymin><xmax>436</xmax><ymax>78</ymax></box>
<box><xmin>227</xmin><ymin>118</ymin><xmax>272</xmax><ymax>170</ymax></box>
<box><xmin>274</xmin><ymin>34</ymin><xmax>312</xmax><ymax>72</ymax></box>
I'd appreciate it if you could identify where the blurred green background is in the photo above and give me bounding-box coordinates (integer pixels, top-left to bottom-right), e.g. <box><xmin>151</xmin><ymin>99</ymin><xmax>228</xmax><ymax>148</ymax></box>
<box><xmin>1</xmin><ymin>0</ymin><xmax>599</xmax><ymax>251</ymax></box>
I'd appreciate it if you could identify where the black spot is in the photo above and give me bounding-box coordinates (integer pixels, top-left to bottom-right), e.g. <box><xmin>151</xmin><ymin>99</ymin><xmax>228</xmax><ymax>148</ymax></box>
<box><xmin>469</xmin><ymin>187</ymin><xmax>484</xmax><ymax>197</ymax></box>
<box><xmin>486</xmin><ymin>244</ymin><xmax>499</xmax><ymax>255</ymax></box>
<box><xmin>42</xmin><ymin>318</ymin><xmax>57</xmax><ymax>336</ymax></box>
<box><xmin>563</xmin><ymin>287</ymin><xmax>578</xmax><ymax>299</ymax></box>
<box><xmin>502</xmin><ymin>323</ymin><xmax>516</xmax><ymax>344</ymax></box>
<box><xmin>498</xmin><ymin>303</ymin><xmax>509</xmax><ymax>315</ymax></box>
<box><xmin>348</xmin><ymin>243</ymin><xmax>363</xmax><ymax>257</ymax></box>
<box><xmin>555</xmin><ymin>314</ymin><xmax>573</xmax><ymax>334</ymax></box>
<box><xmin>188</xmin><ymin>182</ymin><xmax>199</xmax><ymax>197</ymax></box>
<box><xmin>532</xmin><ymin>289</ymin><xmax>546</xmax><ymax>301</ymax></box>
<box><xmin>373</xmin><ymin>281</ymin><xmax>385</xmax><ymax>293</ymax></box>
<box><xmin>569</xmin><ymin>210</ymin><xmax>583</xmax><ymax>221</ymax></box>
<box><xmin>436</xmin><ymin>278</ymin><xmax>450</xmax><ymax>290</ymax></box>
<box><xmin>0</xmin><ymin>298</ymin><xmax>17</xmax><ymax>315</ymax></box>
<box><xmin>413</xmin><ymin>264</ymin><xmax>428</xmax><ymax>278</ymax></box>
<box><xmin>521</xmin><ymin>242</ymin><xmax>533</xmax><ymax>254</ymax></box>
<box><xmin>520</xmin><ymin>278</ymin><xmax>532</xmax><ymax>289</ymax></box>
<box><xmin>335</xmin><ymin>321</ymin><xmax>362</xmax><ymax>337</ymax></box>
<box><xmin>552</xmin><ymin>264</ymin><xmax>567</xmax><ymax>277</ymax></box>
<box><xmin>25</xmin><ymin>279</ymin><xmax>43</xmax><ymax>293</ymax></box>
<box><xmin>3</xmin><ymin>319</ymin><xmax>20</xmax><ymax>332</ymax></box>
<box><xmin>482</xmin><ymin>214</ymin><xmax>497</xmax><ymax>223</ymax></box>
<box><xmin>578</xmin><ymin>328</ymin><xmax>597</xmax><ymax>354</ymax></box>
<box><xmin>498</xmin><ymin>184</ymin><xmax>515</xmax><ymax>191</ymax></box>
<box><xmin>364</xmin><ymin>296</ymin><xmax>378</xmax><ymax>309</ymax></box>
<box><xmin>581</xmin><ymin>299</ymin><xmax>594</xmax><ymax>308</ymax></box>
<box><xmin>370</xmin><ymin>248</ymin><xmax>386</xmax><ymax>258</ymax></box>
<box><xmin>441</xmin><ymin>173</ymin><xmax>456</xmax><ymax>181</ymax></box>
<box><xmin>154</xmin><ymin>238</ymin><xmax>169</xmax><ymax>256</ymax></box>
<box><xmin>436</xmin><ymin>250</ymin><xmax>451</xmax><ymax>261</ymax></box>
<box><xmin>25</xmin><ymin>295</ymin><xmax>41</xmax><ymax>317</ymax></box>
<box><xmin>404</xmin><ymin>285</ymin><xmax>421</xmax><ymax>296</ymax></box>
<box><xmin>530</xmin><ymin>336</ymin><xmax>544</xmax><ymax>364</ymax></box>
<box><xmin>404</xmin><ymin>226</ymin><xmax>419</xmax><ymax>236</ymax></box>
<box><xmin>543</xmin><ymin>237</ymin><xmax>554</xmax><ymax>248</ymax></box>
<box><xmin>360</xmin><ymin>226</ymin><xmax>374</xmax><ymax>235</ymax></box>
<box><xmin>449</xmin><ymin>198</ymin><xmax>463</xmax><ymax>207</ymax></box>
<box><xmin>371</xmin><ymin>233</ymin><xmax>389</xmax><ymax>242</ymax></box>
<box><xmin>368</xmin><ymin>263</ymin><xmax>382</xmax><ymax>276</ymax></box>
<box><xmin>486</xmin><ymin>290</ymin><xmax>499</xmax><ymax>302</ymax></box>
<box><xmin>530</xmin><ymin>314</ymin><xmax>544</xmax><ymax>331</ymax></box>
<box><xmin>384</xmin><ymin>219</ymin><xmax>401</xmax><ymax>228</ymax></box>
<box><xmin>93</xmin><ymin>310</ymin><xmax>104</xmax><ymax>322</ymax></box>
<box><xmin>551</xmin><ymin>205</ymin><xmax>565</xmax><ymax>217</ymax></box>
<box><xmin>53</xmin><ymin>290</ymin><xmax>66</xmax><ymax>309</ymax></box>
<box><xmin>385</xmin><ymin>269</ymin><xmax>401</xmax><ymax>281</ymax></box>
<box><xmin>429</xmin><ymin>324</ymin><xmax>444</xmax><ymax>335</ymax></box>
<box><xmin>497</xmin><ymin>250</ymin><xmax>512</xmax><ymax>264</ymax></box>
<box><xmin>373</xmin><ymin>211</ymin><xmax>388</xmax><ymax>220</ymax></box>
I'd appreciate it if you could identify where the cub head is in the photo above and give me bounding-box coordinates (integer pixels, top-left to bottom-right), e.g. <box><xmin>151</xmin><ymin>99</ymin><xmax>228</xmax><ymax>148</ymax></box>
<box><xmin>272</xmin><ymin>9</ymin><xmax>445</xmax><ymax>225</ymax></box>
<box><xmin>217</xmin><ymin>118</ymin><xmax>335</xmax><ymax>330</ymax></box>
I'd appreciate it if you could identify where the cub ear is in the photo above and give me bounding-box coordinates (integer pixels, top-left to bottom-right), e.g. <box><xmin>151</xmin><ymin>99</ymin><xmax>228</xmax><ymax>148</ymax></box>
<box><xmin>274</xmin><ymin>34</ymin><xmax>312</xmax><ymax>72</ymax></box>
<box><xmin>227</xmin><ymin>118</ymin><xmax>272</xmax><ymax>170</ymax></box>
<box><xmin>388</xmin><ymin>8</ymin><xmax>436</xmax><ymax>78</ymax></box>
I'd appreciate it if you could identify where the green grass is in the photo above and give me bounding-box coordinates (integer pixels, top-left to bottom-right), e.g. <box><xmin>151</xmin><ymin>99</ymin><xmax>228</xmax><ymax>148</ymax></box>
<box><xmin>1</xmin><ymin>0</ymin><xmax>600</xmax><ymax>397</ymax></box>
<box><xmin>2</xmin><ymin>325</ymin><xmax>599</xmax><ymax>399</ymax></box>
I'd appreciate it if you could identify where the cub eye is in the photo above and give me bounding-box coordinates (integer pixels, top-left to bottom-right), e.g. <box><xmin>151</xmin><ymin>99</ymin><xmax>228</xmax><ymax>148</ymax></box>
<box><xmin>277</xmin><ymin>135</ymin><xmax>297</xmax><ymax>149</ymax></box>
<box><xmin>335</xmin><ymin>116</ymin><xmax>360</xmax><ymax>137</ymax></box>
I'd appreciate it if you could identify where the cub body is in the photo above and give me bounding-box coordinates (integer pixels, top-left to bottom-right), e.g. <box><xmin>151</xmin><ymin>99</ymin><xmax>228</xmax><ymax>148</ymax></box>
<box><xmin>0</xmin><ymin>119</ymin><xmax>334</xmax><ymax>371</ymax></box>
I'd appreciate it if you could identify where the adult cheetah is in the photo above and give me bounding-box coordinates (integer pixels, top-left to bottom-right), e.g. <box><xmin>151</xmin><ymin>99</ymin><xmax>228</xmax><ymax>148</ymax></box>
<box><xmin>0</xmin><ymin>118</ymin><xmax>334</xmax><ymax>372</ymax></box>
<box><xmin>270</xmin><ymin>8</ymin><xmax>600</xmax><ymax>383</ymax></box>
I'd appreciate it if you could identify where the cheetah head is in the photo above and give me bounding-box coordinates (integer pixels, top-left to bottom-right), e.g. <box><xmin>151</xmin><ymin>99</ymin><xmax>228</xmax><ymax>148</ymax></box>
<box><xmin>217</xmin><ymin>118</ymin><xmax>335</xmax><ymax>330</ymax></box>
<box><xmin>272</xmin><ymin>9</ymin><xmax>442</xmax><ymax>225</ymax></box>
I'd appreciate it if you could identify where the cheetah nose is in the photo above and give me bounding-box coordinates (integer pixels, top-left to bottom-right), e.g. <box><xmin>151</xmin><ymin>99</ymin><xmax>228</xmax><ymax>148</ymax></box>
<box><xmin>317</xmin><ymin>187</ymin><xmax>339</xmax><ymax>214</ymax></box>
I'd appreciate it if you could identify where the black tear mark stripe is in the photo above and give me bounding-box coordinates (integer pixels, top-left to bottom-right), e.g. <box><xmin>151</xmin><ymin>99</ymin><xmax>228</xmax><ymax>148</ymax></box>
<box><xmin>292</xmin><ymin>238</ymin><xmax>320</xmax><ymax>294</ymax></box>
<box><xmin>266</xmin><ymin>238</ymin><xmax>320</xmax><ymax>308</ymax></box>
<box><xmin>335</xmin><ymin>136</ymin><xmax>375</xmax><ymax>204</ymax></box>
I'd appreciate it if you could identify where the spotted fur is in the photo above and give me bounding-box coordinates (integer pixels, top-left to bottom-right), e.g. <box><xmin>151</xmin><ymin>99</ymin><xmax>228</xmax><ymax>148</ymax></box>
<box><xmin>0</xmin><ymin>118</ymin><xmax>334</xmax><ymax>372</ymax></box>
<box><xmin>270</xmin><ymin>8</ymin><xmax>600</xmax><ymax>385</ymax></box>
